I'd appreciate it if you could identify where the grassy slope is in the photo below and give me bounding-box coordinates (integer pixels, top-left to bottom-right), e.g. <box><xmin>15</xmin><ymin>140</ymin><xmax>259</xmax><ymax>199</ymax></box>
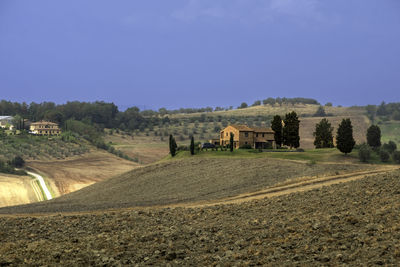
<box><xmin>0</xmin><ymin>155</ymin><xmax>375</xmax><ymax>214</ymax></box>
<box><xmin>379</xmin><ymin>120</ymin><xmax>400</xmax><ymax>144</ymax></box>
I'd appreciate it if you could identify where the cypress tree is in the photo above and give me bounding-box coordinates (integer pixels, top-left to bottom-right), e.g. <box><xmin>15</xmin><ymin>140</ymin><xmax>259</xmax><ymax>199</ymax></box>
<box><xmin>172</xmin><ymin>137</ymin><xmax>177</xmax><ymax>157</ymax></box>
<box><xmin>336</xmin><ymin>118</ymin><xmax>356</xmax><ymax>154</ymax></box>
<box><xmin>271</xmin><ymin>115</ymin><xmax>283</xmax><ymax>147</ymax></box>
<box><xmin>313</xmin><ymin>118</ymin><xmax>334</xmax><ymax>148</ymax></box>
<box><xmin>314</xmin><ymin>106</ymin><xmax>327</xmax><ymax>117</ymax></box>
<box><xmin>230</xmin><ymin>133</ymin><xmax>234</xmax><ymax>152</ymax></box>
<box><xmin>283</xmin><ymin>111</ymin><xmax>300</xmax><ymax>149</ymax></box>
<box><xmin>190</xmin><ymin>136</ymin><xmax>195</xmax><ymax>155</ymax></box>
<box><xmin>169</xmin><ymin>134</ymin><xmax>173</xmax><ymax>154</ymax></box>
<box><xmin>169</xmin><ymin>134</ymin><xmax>177</xmax><ymax>157</ymax></box>
<box><xmin>366</xmin><ymin>125</ymin><xmax>381</xmax><ymax>148</ymax></box>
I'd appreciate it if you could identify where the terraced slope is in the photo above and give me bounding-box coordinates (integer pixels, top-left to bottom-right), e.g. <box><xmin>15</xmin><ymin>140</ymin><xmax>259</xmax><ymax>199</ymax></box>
<box><xmin>0</xmin><ymin>169</ymin><xmax>399</xmax><ymax>265</ymax></box>
<box><xmin>0</xmin><ymin>158</ymin><xmax>374</xmax><ymax>214</ymax></box>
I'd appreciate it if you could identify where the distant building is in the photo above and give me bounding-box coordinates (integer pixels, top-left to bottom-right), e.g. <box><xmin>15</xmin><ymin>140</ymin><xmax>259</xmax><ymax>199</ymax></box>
<box><xmin>0</xmin><ymin>116</ymin><xmax>14</xmax><ymax>130</ymax></box>
<box><xmin>29</xmin><ymin>121</ymin><xmax>61</xmax><ymax>136</ymax></box>
<box><xmin>220</xmin><ymin>124</ymin><xmax>275</xmax><ymax>149</ymax></box>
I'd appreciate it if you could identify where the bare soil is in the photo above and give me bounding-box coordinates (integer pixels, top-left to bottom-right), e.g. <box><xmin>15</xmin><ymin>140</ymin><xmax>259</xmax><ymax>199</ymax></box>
<box><xmin>0</xmin><ymin>169</ymin><xmax>399</xmax><ymax>265</ymax></box>
<box><xmin>0</xmin><ymin>158</ymin><xmax>374</xmax><ymax>214</ymax></box>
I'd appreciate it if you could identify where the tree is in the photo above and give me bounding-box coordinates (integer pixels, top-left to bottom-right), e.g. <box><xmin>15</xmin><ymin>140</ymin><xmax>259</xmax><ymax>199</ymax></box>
<box><xmin>382</xmin><ymin>141</ymin><xmax>397</xmax><ymax>154</ymax></box>
<box><xmin>366</xmin><ymin>125</ymin><xmax>381</xmax><ymax>148</ymax></box>
<box><xmin>313</xmin><ymin>118</ymin><xmax>334</xmax><ymax>148</ymax></box>
<box><xmin>336</xmin><ymin>118</ymin><xmax>355</xmax><ymax>154</ymax></box>
<box><xmin>230</xmin><ymin>133</ymin><xmax>234</xmax><ymax>152</ymax></box>
<box><xmin>314</xmin><ymin>106</ymin><xmax>326</xmax><ymax>117</ymax></box>
<box><xmin>393</xmin><ymin>151</ymin><xmax>400</xmax><ymax>164</ymax></box>
<box><xmin>238</xmin><ymin>102</ymin><xmax>248</xmax><ymax>109</ymax></box>
<box><xmin>252</xmin><ymin>100</ymin><xmax>261</xmax><ymax>106</ymax></box>
<box><xmin>10</xmin><ymin>156</ymin><xmax>25</xmax><ymax>168</ymax></box>
<box><xmin>169</xmin><ymin>134</ymin><xmax>177</xmax><ymax>157</ymax></box>
<box><xmin>190</xmin><ymin>136</ymin><xmax>195</xmax><ymax>155</ymax></box>
<box><xmin>12</xmin><ymin>114</ymin><xmax>24</xmax><ymax>130</ymax></box>
<box><xmin>271</xmin><ymin>115</ymin><xmax>283</xmax><ymax>147</ymax></box>
<box><xmin>283</xmin><ymin>111</ymin><xmax>300</xmax><ymax>149</ymax></box>
<box><xmin>358</xmin><ymin>144</ymin><xmax>372</xmax><ymax>162</ymax></box>
<box><xmin>380</xmin><ymin>150</ymin><xmax>390</xmax><ymax>162</ymax></box>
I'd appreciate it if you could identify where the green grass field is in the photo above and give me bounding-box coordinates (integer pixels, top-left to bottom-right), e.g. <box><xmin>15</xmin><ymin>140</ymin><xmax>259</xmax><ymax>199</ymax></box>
<box><xmin>166</xmin><ymin>147</ymin><xmax>399</xmax><ymax>165</ymax></box>
<box><xmin>379</xmin><ymin>121</ymin><xmax>400</xmax><ymax>144</ymax></box>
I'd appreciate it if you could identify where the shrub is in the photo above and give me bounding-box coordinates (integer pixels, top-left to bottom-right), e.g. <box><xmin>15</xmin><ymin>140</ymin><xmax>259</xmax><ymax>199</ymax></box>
<box><xmin>177</xmin><ymin>145</ymin><xmax>188</xmax><ymax>151</ymax></box>
<box><xmin>393</xmin><ymin>151</ymin><xmax>400</xmax><ymax>164</ymax></box>
<box><xmin>358</xmin><ymin>144</ymin><xmax>372</xmax><ymax>163</ymax></box>
<box><xmin>9</xmin><ymin>156</ymin><xmax>25</xmax><ymax>168</ymax></box>
<box><xmin>380</xmin><ymin>150</ymin><xmax>390</xmax><ymax>162</ymax></box>
<box><xmin>296</xmin><ymin>148</ymin><xmax>305</xmax><ymax>152</ymax></box>
<box><xmin>382</xmin><ymin>141</ymin><xmax>397</xmax><ymax>154</ymax></box>
<box><xmin>239</xmin><ymin>144</ymin><xmax>252</xmax><ymax>149</ymax></box>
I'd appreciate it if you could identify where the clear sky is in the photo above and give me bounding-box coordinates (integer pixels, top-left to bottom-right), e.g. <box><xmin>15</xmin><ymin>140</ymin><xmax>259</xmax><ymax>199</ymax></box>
<box><xmin>1</xmin><ymin>0</ymin><xmax>399</xmax><ymax>110</ymax></box>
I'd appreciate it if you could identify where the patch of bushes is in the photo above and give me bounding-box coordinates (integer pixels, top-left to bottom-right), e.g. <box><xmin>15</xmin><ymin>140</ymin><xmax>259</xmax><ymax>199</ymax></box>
<box><xmin>0</xmin><ymin>159</ymin><xmax>27</xmax><ymax>175</ymax></box>
<box><xmin>380</xmin><ymin>150</ymin><xmax>390</xmax><ymax>162</ymax></box>
<box><xmin>358</xmin><ymin>144</ymin><xmax>372</xmax><ymax>163</ymax></box>
<box><xmin>393</xmin><ymin>151</ymin><xmax>400</xmax><ymax>164</ymax></box>
<box><xmin>382</xmin><ymin>141</ymin><xmax>397</xmax><ymax>154</ymax></box>
<box><xmin>239</xmin><ymin>144</ymin><xmax>252</xmax><ymax>149</ymax></box>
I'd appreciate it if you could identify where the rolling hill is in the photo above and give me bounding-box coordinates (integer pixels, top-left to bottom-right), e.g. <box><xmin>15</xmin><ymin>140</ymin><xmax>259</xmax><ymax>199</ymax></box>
<box><xmin>0</xmin><ymin>157</ymin><xmax>375</xmax><ymax>214</ymax></box>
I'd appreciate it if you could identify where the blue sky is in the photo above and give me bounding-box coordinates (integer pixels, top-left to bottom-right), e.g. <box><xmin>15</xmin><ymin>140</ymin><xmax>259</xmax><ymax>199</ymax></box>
<box><xmin>1</xmin><ymin>0</ymin><xmax>399</xmax><ymax>110</ymax></box>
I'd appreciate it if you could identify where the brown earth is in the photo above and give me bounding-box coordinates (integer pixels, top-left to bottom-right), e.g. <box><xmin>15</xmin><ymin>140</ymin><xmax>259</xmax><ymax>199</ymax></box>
<box><xmin>0</xmin><ymin>174</ymin><xmax>38</xmax><ymax>208</ymax></box>
<box><xmin>0</xmin><ymin>158</ymin><xmax>375</xmax><ymax>214</ymax></box>
<box><xmin>0</xmin><ymin>169</ymin><xmax>399</xmax><ymax>265</ymax></box>
<box><xmin>26</xmin><ymin>151</ymin><xmax>139</xmax><ymax>196</ymax></box>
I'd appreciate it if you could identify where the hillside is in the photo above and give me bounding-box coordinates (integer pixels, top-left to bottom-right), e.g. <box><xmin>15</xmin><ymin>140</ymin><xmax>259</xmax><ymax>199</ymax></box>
<box><xmin>0</xmin><ymin>169</ymin><xmax>399</xmax><ymax>265</ymax></box>
<box><xmin>0</xmin><ymin>157</ymin><xmax>375</xmax><ymax>214</ymax></box>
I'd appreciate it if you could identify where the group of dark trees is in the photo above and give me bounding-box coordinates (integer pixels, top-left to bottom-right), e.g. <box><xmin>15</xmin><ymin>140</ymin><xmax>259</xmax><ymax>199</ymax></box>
<box><xmin>271</xmin><ymin>111</ymin><xmax>300</xmax><ymax>149</ymax></box>
<box><xmin>366</xmin><ymin>102</ymin><xmax>400</xmax><ymax>122</ymax></box>
<box><xmin>359</xmin><ymin>125</ymin><xmax>399</xmax><ymax>163</ymax></box>
<box><xmin>312</xmin><ymin>117</ymin><xmax>355</xmax><ymax>154</ymax></box>
<box><xmin>261</xmin><ymin>97</ymin><xmax>319</xmax><ymax>106</ymax></box>
<box><xmin>244</xmin><ymin>97</ymin><xmax>320</xmax><ymax>109</ymax></box>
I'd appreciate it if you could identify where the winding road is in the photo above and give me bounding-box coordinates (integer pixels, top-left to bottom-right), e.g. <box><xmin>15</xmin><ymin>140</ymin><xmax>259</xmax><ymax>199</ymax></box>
<box><xmin>27</xmin><ymin>171</ymin><xmax>53</xmax><ymax>201</ymax></box>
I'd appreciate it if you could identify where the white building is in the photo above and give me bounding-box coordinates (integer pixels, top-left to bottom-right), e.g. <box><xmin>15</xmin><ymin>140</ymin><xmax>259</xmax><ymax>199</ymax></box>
<box><xmin>0</xmin><ymin>116</ymin><xmax>14</xmax><ymax>130</ymax></box>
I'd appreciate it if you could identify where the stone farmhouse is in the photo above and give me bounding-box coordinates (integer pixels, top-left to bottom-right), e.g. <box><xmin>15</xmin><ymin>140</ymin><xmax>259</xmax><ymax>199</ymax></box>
<box><xmin>29</xmin><ymin>121</ymin><xmax>61</xmax><ymax>136</ymax></box>
<box><xmin>220</xmin><ymin>124</ymin><xmax>276</xmax><ymax>149</ymax></box>
<box><xmin>0</xmin><ymin>116</ymin><xmax>14</xmax><ymax>130</ymax></box>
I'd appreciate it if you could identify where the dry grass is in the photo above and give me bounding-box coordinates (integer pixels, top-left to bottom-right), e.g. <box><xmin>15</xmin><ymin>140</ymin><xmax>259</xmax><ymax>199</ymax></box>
<box><xmin>169</xmin><ymin>104</ymin><xmax>365</xmax><ymax>119</ymax></box>
<box><xmin>26</xmin><ymin>151</ymin><xmax>139</xmax><ymax>196</ymax></box>
<box><xmin>0</xmin><ymin>174</ymin><xmax>38</xmax><ymax>208</ymax></box>
<box><xmin>105</xmin><ymin>133</ymin><xmax>169</xmax><ymax>164</ymax></box>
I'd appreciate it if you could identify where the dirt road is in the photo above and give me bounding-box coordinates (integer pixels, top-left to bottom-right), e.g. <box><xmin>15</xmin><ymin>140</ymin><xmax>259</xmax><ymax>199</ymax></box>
<box><xmin>175</xmin><ymin>165</ymin><xmax>400</xmax><ymax>208</ymax></box>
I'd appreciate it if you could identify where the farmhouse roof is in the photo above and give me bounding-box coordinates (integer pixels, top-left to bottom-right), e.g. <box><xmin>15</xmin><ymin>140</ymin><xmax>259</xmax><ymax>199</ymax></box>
<box><xmin>31</xmin><ymin>121</ymin><xmax>58</xmax><ymax>125</ymax></box>
<box><xmin>0</xmin><ymin>116</ymin><xmax>13</xmax><ymax>120</ymax></box>
<box><xmin>252</xmin><ymin>127</ymin><xmax>275</xmax><ymax>133</ymax></box>
<box><xmin>229</xmin><ymin>124</ymin><xmax>254</xmax><ymax>131</ymax></box>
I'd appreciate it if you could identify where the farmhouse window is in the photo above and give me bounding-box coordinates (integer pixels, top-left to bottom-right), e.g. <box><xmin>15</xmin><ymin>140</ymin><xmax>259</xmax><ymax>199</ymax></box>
<box><xmin>262</xmin><ymin>134</ymin><xmax>265</xmax><ymax>137</ymax></box>
<box><xmin>245</xmin><ymin>132</ymin><xmax>248</xmax><ymax>137</ymax></box>
<box><xmin>256</xmin><ymin>133</ymin><xmax>258</xmax><ymax>137</ymax></box>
